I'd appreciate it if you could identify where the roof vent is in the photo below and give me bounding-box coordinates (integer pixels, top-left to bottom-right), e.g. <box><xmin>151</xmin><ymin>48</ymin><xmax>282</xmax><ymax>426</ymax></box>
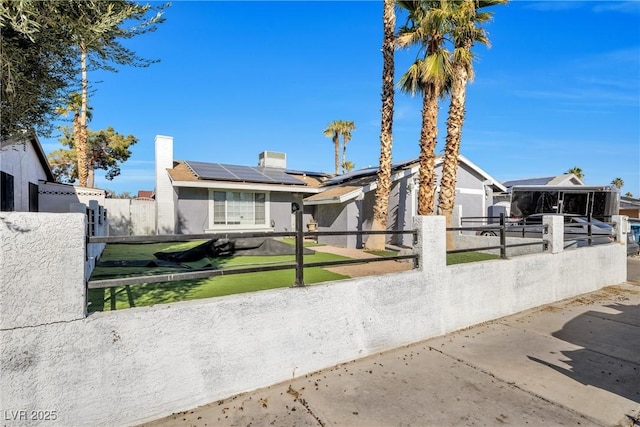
<box><xmin>258</xmin><ymin>151</ymin><xmax>286</xmax><ymax>169</ymax></box>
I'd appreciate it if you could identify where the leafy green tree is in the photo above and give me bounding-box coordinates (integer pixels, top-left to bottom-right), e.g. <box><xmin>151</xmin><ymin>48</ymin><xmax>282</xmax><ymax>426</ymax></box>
<box><xmin>366</xmin><ymin>0</ymin><xmax>397</xmax><ymax>251</ymax></box>
<box><xmin>48</xmin><ymin>125</ymin><xmax>138</xmax><ymax>187</ymax></box>
<box><xmin>0</xmin><ymin>2</ymin><xmax>78</xmax><ymax>138</ymax></box>
<box><xmin>567</xmin><ymin>166</ymin><xmax>584</xmax><ymax>180</ymax></box>
<box><xmin>611</xmin><ymin>177</ymin><xmax>624</xmax><ymax>189</ymax></box>
<box><xmin>437</xmin><ymin>0</ymin><xmax>506</xmax><ymax>249</ymax></box>
<box><xmin>116</xmin><ymin>191</ymin><xmax>134</xmax><ymax>199</ymax></box>
<box><xmin>397</xmin><ymin>0</ymin><xmax>451</xmax><ymax>216</ymax></box>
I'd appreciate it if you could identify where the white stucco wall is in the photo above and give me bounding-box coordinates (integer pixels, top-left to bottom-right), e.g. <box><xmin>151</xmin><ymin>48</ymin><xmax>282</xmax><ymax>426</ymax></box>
<box><xmin>104</xmin><ymin>198</ymin><xmax>156</xmax><ymax>236</ymax></box>
<box><xmin>0</xmin><ymin>214</ymin><xmax>627</xmax><ymax>427</ymax></box>
<box><xmin>38</xmin><ymin>182</ymin><xmax>105</xmax><ymax>214</ymax></box>
<box><xmin>0</xmin><ymin>213</ymin><xmax>86</xmax><ymax>330</ymax></box>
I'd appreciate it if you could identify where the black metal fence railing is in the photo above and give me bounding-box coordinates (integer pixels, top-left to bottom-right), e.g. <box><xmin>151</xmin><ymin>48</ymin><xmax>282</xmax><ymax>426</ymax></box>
<box><xmin>454</xmin><ymin>213</ymin><xmax>548</xmax><ymax>259</ymax></box>
<box><xmin>459</xmin><ymin>213</ymin><xmax>616</xmax><ymax>257</ymax></box>
<box><xmin>87</xmin><ymin>208</ymin><xmax>418</xmax><ymax>290</ymax></box>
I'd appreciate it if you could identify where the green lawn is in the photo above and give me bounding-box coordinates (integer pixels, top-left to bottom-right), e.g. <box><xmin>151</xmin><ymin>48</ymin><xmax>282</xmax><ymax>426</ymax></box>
<box><xmin>88</xmin><ymin>241</ymin><xmax>501</xmax><ymax>312</ymax></box>
<box><xmin>446</xmin><ymin>251</ymin><xmax>500</xmax><ymax>265</ymax></box>
<box><xmin>88</xmin><ymin>240</ymin><xmax>349</xmax><ymax>311</ymax></box>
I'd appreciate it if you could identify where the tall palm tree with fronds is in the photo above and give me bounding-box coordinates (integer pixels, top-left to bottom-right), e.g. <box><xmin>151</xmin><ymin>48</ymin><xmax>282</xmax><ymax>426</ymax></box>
<box><xmin>567</xmin><ymin>166</ymin><xmax>584</xmax><ymax>180</ymax></box>
<box><xmin>611</xmin><ymin>177</ymin><xmax>624</xmax><ymax>189</ymax></box>
<box><xmin>323</xmin><ymin>121</ymin><xmax>342</xmax><ymax>175</ymax></box>
<box><xmin>397</xmin><ymin>0</ymin><xmax>451</xmax><ymax>215</ymax></box>
<box><xmin>437</xmin><ymin>0</ymin><xmax>506</xmax><ymax>248</ymax></box>
<box><xmin>340</xmin><ymin>120</ymin><xmax>356</xmax><ymax>174</ymax></box>
<box><xmin>366</xmin><ymin>0</ymin><xmax>396</xmax><ymax>251</ymax></box>
<box><xmin>324</xmin><ymin>120</ymin><xmax>356</xmax><ymax>175</ymax></box>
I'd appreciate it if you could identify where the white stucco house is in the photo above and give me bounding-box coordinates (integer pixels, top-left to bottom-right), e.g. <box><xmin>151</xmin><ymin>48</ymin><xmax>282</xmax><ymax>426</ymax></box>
<box><xmin>1</xmin><ymin>133</ymin><xmax>106</xmax><ymax>216</ymax></box>
<box><xmin>0</xmin><ymin>134</ymin><xmax>55</xmax><ymax>212</ymax></box>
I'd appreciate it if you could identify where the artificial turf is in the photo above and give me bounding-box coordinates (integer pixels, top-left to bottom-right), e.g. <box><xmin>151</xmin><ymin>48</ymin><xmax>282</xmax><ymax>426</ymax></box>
<box><xmin>88</xmin><ymin>240</ymin><xmax>349</xmax><ymax>311</ymax></box>
<box><xmin>88</xmin><ymin>240</ymin><xmax>500</xmax><ymax>311</ymax></box>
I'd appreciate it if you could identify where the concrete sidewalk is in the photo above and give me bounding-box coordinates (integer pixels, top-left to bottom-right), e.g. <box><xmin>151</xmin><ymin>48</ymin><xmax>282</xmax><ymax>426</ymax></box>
<box><xmin>142</xmin><ymin>282</ymin><xmax>639</xmax><ymax>427</ymax></box>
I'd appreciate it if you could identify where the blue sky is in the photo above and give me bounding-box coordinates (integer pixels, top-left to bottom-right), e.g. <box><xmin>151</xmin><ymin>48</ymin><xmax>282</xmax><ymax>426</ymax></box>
<box><xmin>40</xmin><ymin>0</ymin><xmax>640</xmax><ymax>197</ymax></box>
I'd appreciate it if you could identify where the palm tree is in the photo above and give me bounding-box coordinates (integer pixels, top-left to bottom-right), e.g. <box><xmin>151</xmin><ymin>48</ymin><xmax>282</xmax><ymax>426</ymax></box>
<box><xmin>625</xmin><ymin>192</ymin><xmax>633</xmax><ymax>198</ymax></box>
<box><xmin>340</xmin><ymin>121</ymin><xmax>356</xmax><ymax>174</ymax></box>
<box><xmin>366</xmin><ymin>0</ymin><xmax>396</xmax><ymax>251</ymax></box>
<box><xmin>437</xmin><ymin>0</ymin><xmax>506</xmax><ymax>248</ymax></box>
<box><xmin>397</xmin><ymin>0</ymin><xmax>451</xmax><ymax>215</ymax></box>
<box><xmin>611</xmin><ymin>177</ymin><xmax>624</xmax><ymax>189</ymax></box>
<box><xmin>343</xmin><ymin>160</ymin><xmax>355</xmax><ymax>172</ymax></box>
<box><xmin>64</xmin><ymin>2</ymin><xmax>165</xmax><ymax>187</ymax></box>
<box><xmin>323</xmin><ymin>121</ymin><xmax>342</xmax><ymax>175</ymax></box>
<box><xmin>56</xmin><ymin>93</ymin><xmax>92</xmax><ymax>186</ymax></box>
<box><xmin>567</xmin><ymin>167</ymin><xmax>584</xmax><ymax>180</ymax></box>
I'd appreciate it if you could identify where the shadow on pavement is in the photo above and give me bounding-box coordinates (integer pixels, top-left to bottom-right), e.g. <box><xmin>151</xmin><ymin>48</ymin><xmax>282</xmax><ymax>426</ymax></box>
<box><xmin>529</xmin><ymin>302</ymin><xmax>640</xmax><ymax>404</ymax></box>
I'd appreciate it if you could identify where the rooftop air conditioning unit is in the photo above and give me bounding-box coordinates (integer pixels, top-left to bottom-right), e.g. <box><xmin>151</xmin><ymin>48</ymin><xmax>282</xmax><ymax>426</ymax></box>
<box><xmin>258</xmin><ymin>151</ymin><xmax>286</xmax><ymax>169</ymax></box>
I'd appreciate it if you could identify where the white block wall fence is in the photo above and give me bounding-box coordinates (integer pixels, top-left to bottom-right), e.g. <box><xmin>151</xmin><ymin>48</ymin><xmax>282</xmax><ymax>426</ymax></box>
<box><xmin>0</xmin><ymin>213</ymin><xmax>627</xmax><ymax>427</ymax></box>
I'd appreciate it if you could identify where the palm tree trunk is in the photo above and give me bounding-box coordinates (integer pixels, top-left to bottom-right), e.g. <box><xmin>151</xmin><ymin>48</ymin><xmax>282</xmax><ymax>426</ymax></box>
<box><xmin>342</xmin><ymin>139</ymin><xmax>347</xmax><ymax>174</ymax></box>
<box><xmin>366</xmin><ymin>0</ymin><xmax>395</xmax><ymax>251</ymax></box>
<box><xmin>438</xmin><ymin>58</ymin><xmax>469</xmax><ymax>250</ymax></box>
<box><xmin>77</xmin><ymin>42</ymin><xmax>90</xmax><ymax>187</ymax></box>
<box><xmin>417</xmin><ymin>83</ymin><xmax>439</xmax><ymax>215</ymax></box>
<box><xmin>333</xmin><ymin>133</ymin><xmax>340</xmax><ymax>175</ymax></box>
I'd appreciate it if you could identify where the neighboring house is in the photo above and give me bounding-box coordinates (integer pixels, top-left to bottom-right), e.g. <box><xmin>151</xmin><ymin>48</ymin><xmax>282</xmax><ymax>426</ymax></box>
<box><xmin>0</xmin><ymin>134</ymin><xmax>107</xmax><ymax>214</ymax></box>
<box><xmin>620</xmin><ymin>196</ymin><xmax>640</xmax><ymax>219</ymax></box>
<box><xmin>136</xmin><ymin>190</ymin><xmax>154</xmax><ymax>200</ymax></box>
<box><xmin>304</xmin><ymin>155</ymin><xmax>506</xmax><ymax>248</ymax></box>
<box><xmin>154</xmin><ymin>135</ymin><xmax>327</xmax><ymax>235</ymax></box>
<box><xmin>502</xmin><ymin>174</ymin><xmax>584</xmax><ymax>189</ymax></box>
<box><xmin>0</xmin><ymin>134</ymin><xmax>54</xmax><ymax>212</ymax></box>
<box><xmin>1</xmin><ymin>134</ymin><xmax>106</xmax><ymax>272</ymax></box>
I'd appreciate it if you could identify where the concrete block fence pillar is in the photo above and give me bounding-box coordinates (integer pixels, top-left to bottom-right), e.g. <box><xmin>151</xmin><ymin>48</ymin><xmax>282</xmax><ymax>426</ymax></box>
<box><xmin>543</xmin><ymin>215</ymin><xmax>564</xmax><ymax>254</ymax></box>
<box><xmin>612</xmin><ymin>215</ymin><xmax>627</xmax><ymax>244</ymax></box>
<box><xmin>0</xmin><ymin>212</ymin><xmax>87</xmax><ymax>329</ymax></box>
<box><xmin>413</xmin><ymin>215</ymin><xmax>447</xmax><ymax>271</ymax></box>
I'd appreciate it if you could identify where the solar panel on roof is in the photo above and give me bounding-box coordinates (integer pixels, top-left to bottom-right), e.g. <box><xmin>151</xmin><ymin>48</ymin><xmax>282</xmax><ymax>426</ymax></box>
<box><xmin>260</xmin><ymin>168</ymin><xmax>303</xmax><ymax>185</ymax></box>
<box><xmin>186</xmin><ymin>161</ymin><xmax>237</xmax><ymax>181</ymax></box>
<box><xmin>325</xmin><ymin>167</ymin><xmax>378</xmax><ymax>185</ymax></box>
<box><xmin>324</xmin><ymin>159</ymin><xmax>417</xmax><ymax>185</ymax></box>
<box><xmin>223</xmin><ymin>165</ymin><xmax>271</xmax><ymax>182</ymax></box>
<box><xmin>184</xmin><ymin>160</ymin><xmax>304</xmax><ymax>185</ymax></box>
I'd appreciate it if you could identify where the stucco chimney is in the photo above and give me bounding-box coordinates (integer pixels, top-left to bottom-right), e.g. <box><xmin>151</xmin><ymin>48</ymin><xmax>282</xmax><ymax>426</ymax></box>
<box><xmin>155</xmin><ymin>135</ymin><xmax>176</xmax><ymax>234</ymax></box>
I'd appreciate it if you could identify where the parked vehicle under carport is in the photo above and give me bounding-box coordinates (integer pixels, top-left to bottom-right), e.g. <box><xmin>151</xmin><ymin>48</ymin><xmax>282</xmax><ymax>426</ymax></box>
<box><xmin>479</xmin><ymin>214</ymin><xmax>614</xmax><ymax>248</ymax></box>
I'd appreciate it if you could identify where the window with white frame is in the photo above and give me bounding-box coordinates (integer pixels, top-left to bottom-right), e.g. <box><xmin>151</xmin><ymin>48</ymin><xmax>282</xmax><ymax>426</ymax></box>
<box><xmin>212</xmin><ymin>191</ymin><xmax>267</xmax><ymax>226</ymax></box>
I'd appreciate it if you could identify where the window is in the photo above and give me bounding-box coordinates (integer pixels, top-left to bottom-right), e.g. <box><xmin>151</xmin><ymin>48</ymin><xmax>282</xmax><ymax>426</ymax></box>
<box><xmin>212</xmin><ymin>191</ymin><xmax>267</xmax><ymax>226</ymax></box>
<box><xmin>1</xmin><ymin>171</ymin><xmax>14</xmax><ymax>211</ymax></box>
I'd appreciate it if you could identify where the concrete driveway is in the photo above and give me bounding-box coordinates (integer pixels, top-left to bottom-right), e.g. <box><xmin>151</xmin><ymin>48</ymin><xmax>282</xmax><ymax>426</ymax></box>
<box><xmin>142</xmin><ymin>281</ymin><xmax>639</xmax><ymax>427</ymax></box>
